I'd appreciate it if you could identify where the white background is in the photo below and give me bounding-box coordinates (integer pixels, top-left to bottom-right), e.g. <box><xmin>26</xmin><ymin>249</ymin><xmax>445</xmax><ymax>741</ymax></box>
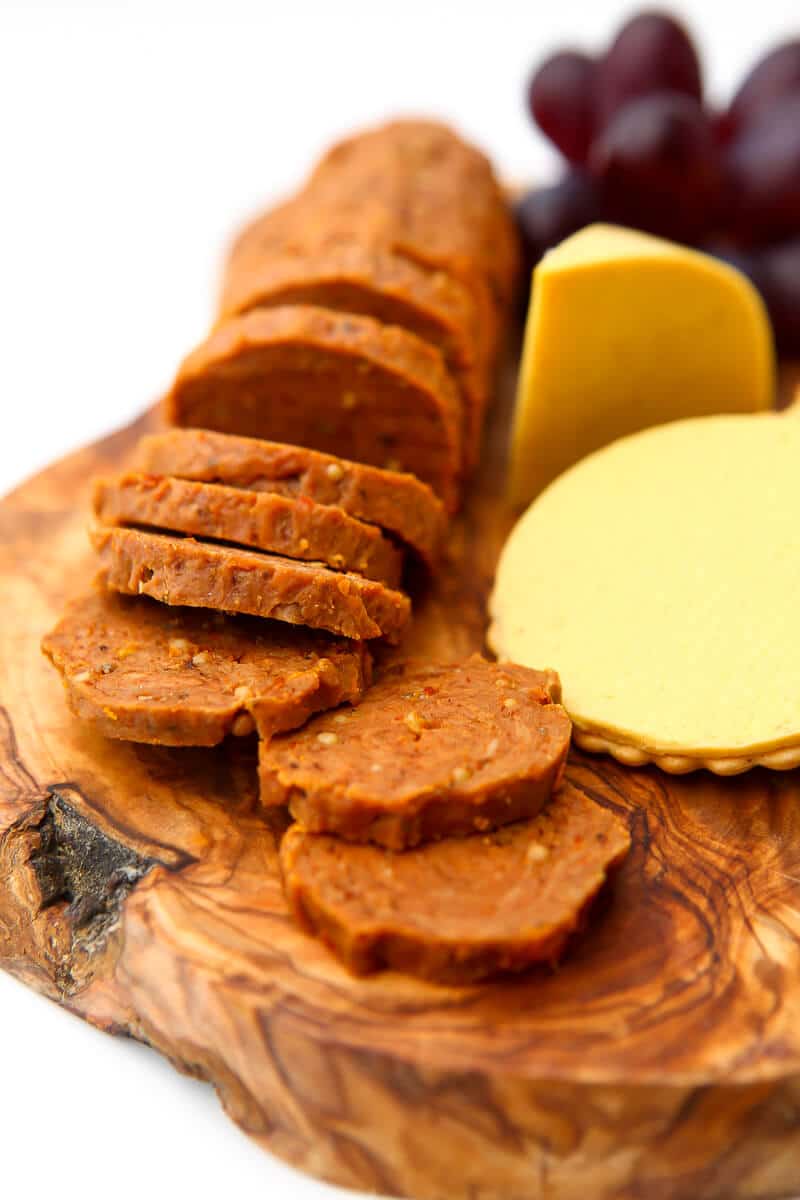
<box><xmin>0</xmin><ymin>2</ymin><xmax>796</xmax><ymax>1197</ymax></box>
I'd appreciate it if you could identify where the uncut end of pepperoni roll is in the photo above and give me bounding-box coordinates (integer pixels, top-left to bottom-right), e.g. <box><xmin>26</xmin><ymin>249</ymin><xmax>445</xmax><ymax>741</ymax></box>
<box><xmin>41</xmin><ymin>588</ymin><xmax>372</xmax><ymax>746</ymax></box>
<box><xmin>165</xmin><ymin>305</ymin><xmax>463</xmax><ymax>513</ymax></box>
<box><xmin>133</xmin><ymin>429</ymin><xmax>446</xmax><ymax>570</ymax></box>
<box><xmin>259</xmin><ymin>656</ymin><xmax>571</xmax><ymax>849</ymax></box>
<box><xmin>306</xmin><ymin>119</ymin><xmax>521</xmax><ymax>331</ymax></box>
<box><xmin>279</xmin><ymin>785</ymin><xmax>630</xmax><ymax>984</ymax></box>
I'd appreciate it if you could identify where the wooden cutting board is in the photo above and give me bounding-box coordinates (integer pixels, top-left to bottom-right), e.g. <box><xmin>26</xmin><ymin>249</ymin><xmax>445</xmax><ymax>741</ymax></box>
<box><xmin>2</xmin><ymin>362</ymin><xmax>800</xmax><ymax>1200</ymax></box>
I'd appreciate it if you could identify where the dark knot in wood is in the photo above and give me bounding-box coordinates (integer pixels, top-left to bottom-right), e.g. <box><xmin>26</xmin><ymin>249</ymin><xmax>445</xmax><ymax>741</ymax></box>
<box><xmin>31</xmin><ymin>787</ymin><xmax>154</xmax><ymax>938</ymax></box>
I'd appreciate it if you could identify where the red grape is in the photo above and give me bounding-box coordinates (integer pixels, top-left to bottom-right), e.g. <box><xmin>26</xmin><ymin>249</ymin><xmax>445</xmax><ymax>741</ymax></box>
<box><xmin>761</xmin><ymin>239</ymin><xmax>800</xmax><ymax>354</ymax></box>
<box><xmin>706</xmin><ymin>240</ymin><xmax>800</xmax><ymax>355</ymax></box>
<box><xmin>528</xmin><ymin>51</ymin><xmax>597</xmax><ymax>164</ymax></box>
<box><xmin>515</xmin><ymin>172</ymin><xmax>601</xmax><ymax>277</ymax></box>
<box><xmin>589</xmin><ymin>92</ymin><xmax>721</xmax><ymax>242</ymax></box>
<box><xmin>711</xmin><ymin>108</ymin><xmax>736</xmax><ymax>147</ymax></box>
<box><xmin>597</xmin><ymin>11</ymin><xmax>702</xmax><ymax>127</ymax></box>
<box><xmin>724</xmin><ymin>96</ymin><xmax>800</xmax><ymax>242</ymax></box>
<box><xmin>703</xmin><ymin>242</ymin><xmax>770</xmax><ymax>292</ymax></box>
<box><xmin>728</xmin><ymin>40</ymin><xmax>800</xmax><ymax>134</ymax></box>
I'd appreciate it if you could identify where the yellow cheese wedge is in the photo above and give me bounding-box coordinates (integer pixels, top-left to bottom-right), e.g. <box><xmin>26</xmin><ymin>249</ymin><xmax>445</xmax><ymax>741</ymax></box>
<box><xmin>490</xmin><ymin>412</ymin><xmax>800</xmax><ymax>775</ymax></box>
<box><xmin>509</xmin><ymin>224</ymin><xmax>775</xmax><ymax>508</ymax></box>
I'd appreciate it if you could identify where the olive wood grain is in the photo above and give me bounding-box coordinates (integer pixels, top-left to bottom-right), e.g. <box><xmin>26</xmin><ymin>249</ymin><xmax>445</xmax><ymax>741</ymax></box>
<box><xmin>2</xmin><ymin>364</ymin><xmax>800</xmax><ymax>1200</ymax></box>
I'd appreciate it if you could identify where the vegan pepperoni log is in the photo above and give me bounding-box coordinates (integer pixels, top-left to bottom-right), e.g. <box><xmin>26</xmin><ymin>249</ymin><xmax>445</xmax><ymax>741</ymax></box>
<box><xmin>92</xmin><ymin>526</ymin><xmax>411</xmax><ymax>642</ymax></box>
<box><xmin>134</xmin><ymin>429</ymin><xmax>445</xmax><ymax>568</ymax></box>
<box><xmin>42</xmin><ymin>589</ymin><xmax>371</xmax><ymax>746</ymax></box>
<box><xmin>223</xmin><ymin>121</ymin><xmax>520</xmax><ymax>466</ymax></box>
<box><xmin>229</xmin><ymin>120</ymin><xmax>519</xmax><ymax>349</ymax></box>
<box><xmin>305</xmin><ymin>120</ymin><xmax>520</xmax><ymax>327</ymax></box>
<box><xmin>165</xmin><ymin>305</ymin><xmax>463</xmax><ymax>512</ymax></box>
<box><xmin>93</xmin><ymin>473</ymin><xmax>403</xmax><ymax>587</ymax></box>
<box><xmin>259</xmin><ymin>656</ymin><xmax>572</xmax><ymax>849</ymax></box>
<box><xmin>279</xmin><ymin>784</ymin><xmax>631</xmax><ymax>983</ymax></box>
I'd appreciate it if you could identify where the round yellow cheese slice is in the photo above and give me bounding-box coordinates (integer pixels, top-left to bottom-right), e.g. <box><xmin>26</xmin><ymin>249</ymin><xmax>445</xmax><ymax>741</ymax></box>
<box><xmin>489</xmin><ymin>412</ymin><xmax>800</xmax><ymax>774</ymax></box>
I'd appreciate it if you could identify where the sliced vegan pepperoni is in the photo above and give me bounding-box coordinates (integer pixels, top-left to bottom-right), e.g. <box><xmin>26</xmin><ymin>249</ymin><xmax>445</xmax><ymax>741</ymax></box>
<box><xmin>93</xmin><ymin>473</ymin><xmax>403</xmax><ymax>587</ymax></box>
<box><xmin>279</xmin><ymin>784</ymin><xmax>630</xmax><ymax>983</ymax></box>
<box><xmin>259</xmin><ymin>656</ymin><xmax>571</xmax><ymax>849</ymax></box>
<box><xmin>135</xmin><ymin>429</ymin><xmax>445</xmax><ymax>568</ymax></box>
<box><xmin>92</xmin><ymin>527</ymin><xmax>411</xmax><ymax>642</ymax></box>
<box><xmin>165</xmin><ymin>305</ymin><xmax>463</xmax><ymax>512</ymax></box>
<box><xmin>42</xmin><ymin>589</ymin><xmax>371</xmax><ymax>746</ymax></box>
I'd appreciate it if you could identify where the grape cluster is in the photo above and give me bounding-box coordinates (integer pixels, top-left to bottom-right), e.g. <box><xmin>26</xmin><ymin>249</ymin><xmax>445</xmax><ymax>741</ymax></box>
<box><xmin>518</xmin><ymin>12</ymin><xmax>800</xmax><ymax>352</ymax></box>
